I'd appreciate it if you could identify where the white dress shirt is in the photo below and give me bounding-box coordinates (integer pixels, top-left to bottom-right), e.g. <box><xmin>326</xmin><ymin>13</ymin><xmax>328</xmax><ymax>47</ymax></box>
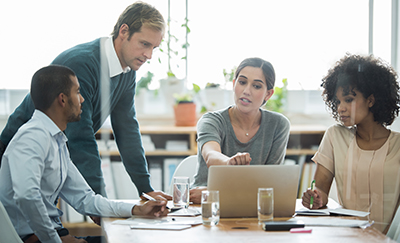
<box><xmin>0</xmin><ymin>110</ymin><xmax>134</xmax><ymax>243</ymax></box>
<box><xmin>104</xmin><ymin>36</ymin><xmax>131</xmax><ymax>78</ymax></box>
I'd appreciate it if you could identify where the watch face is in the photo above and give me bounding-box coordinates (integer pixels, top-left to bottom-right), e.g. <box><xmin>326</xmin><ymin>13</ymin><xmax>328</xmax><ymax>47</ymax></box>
<box><xmin>57</xmin><ymin>228</ymin><xmax>69</xmax><ymax>237</ymax></box>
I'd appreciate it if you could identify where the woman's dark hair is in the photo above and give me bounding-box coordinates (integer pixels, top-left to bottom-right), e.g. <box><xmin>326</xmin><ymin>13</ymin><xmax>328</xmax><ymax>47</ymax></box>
<box><xmin>234</xmin><ymin>57</ymin><xmax>275</xmax><ymax>106</ymax></box>
<box><xmin>321</xmin><ymin>53</ymin><xmax>400</xmax><ymax>126</ymax></box>
<box><xmin>235</xmin><ymin>57</ymin><xmax>275</xmax><ymax>90</ymax></box>
<box><xmin>30</xmin><ymin>65</ymin><xmax>76</xmax><ymax>112</ymax></box>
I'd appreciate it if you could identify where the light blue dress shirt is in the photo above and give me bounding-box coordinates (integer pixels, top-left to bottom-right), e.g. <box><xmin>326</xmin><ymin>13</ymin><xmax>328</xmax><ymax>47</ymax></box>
<box><xmin>0</xmin><ymin>110</ymin><xmax>134</xmax><ymax>243</ymax></box>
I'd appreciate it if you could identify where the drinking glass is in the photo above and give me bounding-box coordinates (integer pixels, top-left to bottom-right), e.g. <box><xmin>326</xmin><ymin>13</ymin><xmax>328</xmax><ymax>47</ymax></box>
<box><xmin>173</xmin><ymin>176</ymin><xmax>190</xmax><ymax>208</ymax></box>
<box><xmin>201</xmin><ymin>190</ymin><xmax>220</xmax><ymax>226</ymax></box>
<box><xmin>258</xmin><ymin>188</ymin><xmax>274</xmax><ymax>223</ymax></box>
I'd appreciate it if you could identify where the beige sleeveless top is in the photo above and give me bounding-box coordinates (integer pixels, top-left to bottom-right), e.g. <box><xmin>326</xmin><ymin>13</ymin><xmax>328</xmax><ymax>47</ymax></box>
<box><xmin>313</xmin><ymin>125</ymin><xmax>400</xmax><ymax>232</ymax></box>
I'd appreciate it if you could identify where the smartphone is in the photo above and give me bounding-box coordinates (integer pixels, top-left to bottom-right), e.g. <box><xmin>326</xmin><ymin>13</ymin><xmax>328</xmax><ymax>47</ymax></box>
<box><xmin>262</xmin><ymin>220</ymin><xmax>305</xmax><ymax>231</ymax></box>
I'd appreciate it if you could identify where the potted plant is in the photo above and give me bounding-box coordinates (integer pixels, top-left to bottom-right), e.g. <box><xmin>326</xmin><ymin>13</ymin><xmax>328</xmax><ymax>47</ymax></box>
<box><xmin>173</xmin><ymin>84</ymin><xmax>200</xmax><ymax>126</ymax></box>
<box><xmin>158</xmin><ymin>1</ymin><xmax>191</xmax><ymax>114</ymax></box>
<box><xmin>200</xmin><ymin>66</ymin><xmax>236</xmax><ymax>112</ymax></box>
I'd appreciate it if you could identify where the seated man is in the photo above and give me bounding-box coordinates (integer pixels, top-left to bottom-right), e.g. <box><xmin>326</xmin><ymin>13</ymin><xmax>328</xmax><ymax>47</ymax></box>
<box><xmin>0</xmin><ymin>65</ymin><xmax>167</xmax><ymax>243</ymax></box>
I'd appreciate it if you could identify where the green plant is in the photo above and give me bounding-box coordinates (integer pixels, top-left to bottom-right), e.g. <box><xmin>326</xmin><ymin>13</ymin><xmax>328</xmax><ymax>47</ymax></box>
<box><xmin>264</xmin><ymin>78</ymin><xmax>288</xmax><ymax>113</ymax></box>
<box><xmin>173</xmin><ymin>83</ymin><xmax>200</xmax><ymax>104</ymax></box>
<box><xmin>223</xmin><ymin>66</ymin><xmax>236</xmax><ymax>85</ymax></box>
<box><xmin>173</xmin><ymin>93</ymin><xmax>193</xmax><ymax>104</ymax></box>
<box><xmin>204</xmin><ymin>66</ymin><xmax>236</xmax><ymax>89</ymax></box>
<box><xmin>159</xmin><ymin>2</ymin><xmax>190</xmax><ymax>79</ymax></box>
<box><xmin>205</xmin><ymin>82</ymin><xmax>220</xmax><ymax>88</ymax></box>
<box><xmin>136</xmin><ymin>71</ymin><xmax>154</xmax><ymax>95</ymax></box>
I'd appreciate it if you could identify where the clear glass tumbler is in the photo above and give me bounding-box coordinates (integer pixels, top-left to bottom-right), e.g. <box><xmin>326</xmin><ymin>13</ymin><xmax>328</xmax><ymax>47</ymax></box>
<box><xmin>201</xmin><ymin>190</ymin><xmax>220</xmax><ymax>226</ymax></box>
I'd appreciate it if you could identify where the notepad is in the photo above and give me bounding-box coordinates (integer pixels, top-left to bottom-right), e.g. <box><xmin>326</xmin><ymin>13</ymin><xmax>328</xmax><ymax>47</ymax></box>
<box><xmin>295</xmin><ymin>208</ymin><xmax>370</xmax><ymax>217</ymax></box>
<box><xmin>298</xmin><ymin>217</ymin><xmax>370</xmax><ymax>228</ymax></box>
<box><xmin>295</xmin><ymin>208</ymin><xmax>330</xmax><ymax>216</ymax></box>
<box><xmin>168</xmin><ymin>208</ymin><xmax>201</xmax><ymax>216</ymax></box>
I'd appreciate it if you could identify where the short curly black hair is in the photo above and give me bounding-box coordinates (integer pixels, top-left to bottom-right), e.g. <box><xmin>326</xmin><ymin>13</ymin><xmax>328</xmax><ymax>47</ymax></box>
<box><xmin>321</xmin><ymin>53</ymin><xmax>400</xmax><ymax>126</ymax></box>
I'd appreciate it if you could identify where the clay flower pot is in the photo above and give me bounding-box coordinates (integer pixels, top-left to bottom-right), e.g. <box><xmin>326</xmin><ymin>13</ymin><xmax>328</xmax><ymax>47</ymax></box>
<box><xmin>173</xmin><ymin>102</ymin><xmax>197</xmax><ymax>126</ymax></box>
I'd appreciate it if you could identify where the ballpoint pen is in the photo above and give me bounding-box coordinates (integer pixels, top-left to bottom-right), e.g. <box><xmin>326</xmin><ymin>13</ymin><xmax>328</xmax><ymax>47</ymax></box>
<box><xmin>142</xmin><ymin>193</ymin><xmax>178</xmax><ymax>212</ymax></box>
<box><xmin>142</xmin><ymin>192</ymin><xmax>157</xmax><ymax>201</ymax></box>
<box><xmin>310</xmin><ymin>179</ymin><xmax>315</xmax><ymax>209</ymax></box>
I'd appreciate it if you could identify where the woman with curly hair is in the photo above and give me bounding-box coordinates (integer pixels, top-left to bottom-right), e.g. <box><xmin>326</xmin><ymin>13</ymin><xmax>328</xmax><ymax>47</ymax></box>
<box><xmin>301</xmin><ymin>54</ymin><xmax>400</xmax><ymax>233</ymax></box>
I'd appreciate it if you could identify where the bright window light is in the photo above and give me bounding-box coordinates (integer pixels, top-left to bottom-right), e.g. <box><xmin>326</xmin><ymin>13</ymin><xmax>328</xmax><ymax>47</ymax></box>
<box><xmin>0</xmin><ymin>0</ymin><xmax>392</xmax><ymax>90</ymax></box>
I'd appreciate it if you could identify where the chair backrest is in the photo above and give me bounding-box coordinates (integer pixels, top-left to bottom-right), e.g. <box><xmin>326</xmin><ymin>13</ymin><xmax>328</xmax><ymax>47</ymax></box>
<box><xmin>387</xmin><ymin>204</ymin><xmax>400</xmax><ymax>242</ymax></box>
<box><xmin>0</xmin><ymin>201</ymin><xmax>23</xmax><ymax>243</ymax></box>
<box><xmin>169</xmin><ymin>155</ymin><xmax>198</xmax><ymax>194</ymax></box>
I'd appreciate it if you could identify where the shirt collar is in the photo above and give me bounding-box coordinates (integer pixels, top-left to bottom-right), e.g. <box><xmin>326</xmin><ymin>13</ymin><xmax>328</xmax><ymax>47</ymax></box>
<box><xmin>104</xmin><ymin>36</ymin><xmax>131</xmax><ymax>78</ymax></box>
<box><xmin>33</xmin><ymin>110</ymin><xmax>67</xmax><ymax>142</ymax></box>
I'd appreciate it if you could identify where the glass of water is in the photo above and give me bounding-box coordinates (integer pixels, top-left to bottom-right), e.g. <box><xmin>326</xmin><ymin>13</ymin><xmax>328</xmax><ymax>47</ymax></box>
<box><xmin>258</xmin><ymin>188</ymin><xmax>274</xmax><ymax>223</ymax></box>
<box><xmin>173</xmin><ymin>176</ymin><xmax>190</xmax><ymax>208</ymax></box>
<box><xmin>201</xmin><ymin>190</ymin><xmax>220</xmax><ymax>226</ymax></box>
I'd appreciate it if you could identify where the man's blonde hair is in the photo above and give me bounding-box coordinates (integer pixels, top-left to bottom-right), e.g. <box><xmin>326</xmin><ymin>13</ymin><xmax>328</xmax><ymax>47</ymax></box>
<box><xmin>111</xmin><ymin>1</ymin><xmax>165</xmax><ymax>40</ymax></box>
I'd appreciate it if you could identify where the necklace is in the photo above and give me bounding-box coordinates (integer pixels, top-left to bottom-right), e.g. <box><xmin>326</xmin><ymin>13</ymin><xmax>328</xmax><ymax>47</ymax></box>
<box><xmin>230</xmin><ymin>107</ymin><xmax>259</xmax><ymax>137</ymax></box>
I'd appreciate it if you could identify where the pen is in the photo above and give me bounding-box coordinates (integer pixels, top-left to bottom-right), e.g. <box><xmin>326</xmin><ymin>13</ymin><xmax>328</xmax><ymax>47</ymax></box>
<box><xmin>142</xmin><ymin>192</ymin><xmax>157</xmax><ymax>201</ymax></box>
<box><xmin>310</xmin><ymin>179</ymin><xmax>315</xmax><ymax>209</ymax></box>
<box><xmin>142</xmin><ymin>193</ymin><xmax>171</xmax><ymax>211</ymax></box>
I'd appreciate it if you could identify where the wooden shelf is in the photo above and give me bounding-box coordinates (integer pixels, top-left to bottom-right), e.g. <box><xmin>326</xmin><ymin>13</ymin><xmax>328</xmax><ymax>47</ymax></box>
<box><xmin>98</xmin><ymin>124</ymin><xmax>326</xmax><ymax>158</ymax></box>
<box><xmin>289</xmin><ymin>124</ymin><xmax>326</xmax><ymax>134</ymax></box>
<box><xmin>286</xmin><ymin>148</ymin><xmax>318</xmax><ymax>156</ymax></box>
<box><xmin>98</xmin><ymin>125</ymin><xmax>197</xmax><ymax>158</ymax></box>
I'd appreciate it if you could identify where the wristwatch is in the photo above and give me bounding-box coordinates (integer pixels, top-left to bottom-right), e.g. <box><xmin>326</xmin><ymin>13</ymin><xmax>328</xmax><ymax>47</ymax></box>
<box><xmin>56</xmin><ymin>228</ymin><xmax>69</xmax><ymax>237</ymax></box>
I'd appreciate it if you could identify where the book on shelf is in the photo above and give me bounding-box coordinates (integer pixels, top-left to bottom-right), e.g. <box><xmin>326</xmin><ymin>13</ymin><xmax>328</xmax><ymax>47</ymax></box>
<box><xmin>142</xmin><ymin>135</ymin><xmax>156</xmax><ymax>151</ymax></box>
<box><xmin>101</xmin><ymin>156</ymin><xmax>117</xmax><ymax>199</ymax></box>
<box><xmin>165</xmin><ymin>140</ymin><xmax>189</xmax><ymax>151</ymax></box>
<box><xmin>149</xmin><ymin>162</ymin><xmax>162</xmax><ymax>191</ymax></box>
<box><xmin>111</xmin><ymin>161</ymin><xmax>140</xmax><ymax>199</ymax></box>
<box><xmin>163</xmin><ymin>158</ymin><xmax>181</xmax><ymax>191</ymax></box>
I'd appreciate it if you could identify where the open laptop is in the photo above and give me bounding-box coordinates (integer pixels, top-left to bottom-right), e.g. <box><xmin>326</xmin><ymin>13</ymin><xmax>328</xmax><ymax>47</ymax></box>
<box><xmin>207</xmin><ymin>165</ymin><xmax>300</xmax><ymax>218</ymax></box>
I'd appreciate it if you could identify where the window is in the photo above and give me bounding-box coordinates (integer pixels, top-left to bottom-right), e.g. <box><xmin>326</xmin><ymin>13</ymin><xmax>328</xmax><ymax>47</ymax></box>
<box><xmin>0</xmin><ymin>0</ymin><xmax>395</xmax><ymax>90</ymax></box>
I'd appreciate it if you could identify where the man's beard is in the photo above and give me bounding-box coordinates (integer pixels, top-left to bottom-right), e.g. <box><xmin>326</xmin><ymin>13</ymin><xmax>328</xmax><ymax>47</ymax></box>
<box><xmin>67</xmin><ymin>100</ymin><xmax>81</xmax><ymax>123</ymax></box>
<box><xmin>67</xmin><ymin>112</ymin><xmax>81</xmax><ymax>123</ymax></box>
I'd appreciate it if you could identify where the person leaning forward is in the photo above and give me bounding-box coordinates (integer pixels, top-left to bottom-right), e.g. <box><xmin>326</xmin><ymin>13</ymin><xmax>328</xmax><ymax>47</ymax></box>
<box><xmin>0</xmin><ymin>2</ymin><xmax>171</xmax><ymax>201</ymax></box>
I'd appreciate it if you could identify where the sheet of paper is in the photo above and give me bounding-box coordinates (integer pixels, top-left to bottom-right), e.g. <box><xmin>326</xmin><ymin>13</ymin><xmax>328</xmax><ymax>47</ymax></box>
<box><xmin>112</xmin><ymin>215</ymin><xmax>202</xmax><ymax>226</ymax></box>
<box><xmin>130</xmin><ymin>224</ymin><xmax>191</xmax><ymax>230</ymax></box>
<box><xmin>295</xmin><ymin>208</ymin><xmax>330</xmax><ymax>216</ymax></box>
<box><xmin>168</xmin><ymin>208</ymin><xmax>201</xmax><ymax>216</ymax></box>
<box><xmin>295</xmin><ymin>207</ymin><xmax>369</xmax><ymax>217</ymax></box>
<box><xmin>299</xmin><ymin>217</ymin><xmax>370</xmax><ymax>228</ymax></box>
<box><xmin>329</xmin><ymin>208</ymin><xmax>370</xmax><ymax>217</ymax></box>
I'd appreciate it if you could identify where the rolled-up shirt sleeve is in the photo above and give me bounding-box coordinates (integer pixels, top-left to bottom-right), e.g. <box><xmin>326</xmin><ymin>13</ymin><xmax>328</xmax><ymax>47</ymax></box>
<box><xmin>59</xmin><ymin>159</ymin><xmax>134</xmax><ymax>218</ymax></box>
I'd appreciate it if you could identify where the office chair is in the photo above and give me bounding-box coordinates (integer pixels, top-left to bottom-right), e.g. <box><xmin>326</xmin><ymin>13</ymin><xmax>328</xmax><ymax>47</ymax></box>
<box><xmin>169</xmin><ymin>155</ymin><xmax>198</xmax><ymax>194</ymax></box>
<box><xmin>0</xmin><ymin>201</ymin><xmax>23</xmax><ymax>243</ymax></box>
<box><xmin>387</xmin><ymin>204</ymin><xmax>400</xmax><ymax>242</ymax></box>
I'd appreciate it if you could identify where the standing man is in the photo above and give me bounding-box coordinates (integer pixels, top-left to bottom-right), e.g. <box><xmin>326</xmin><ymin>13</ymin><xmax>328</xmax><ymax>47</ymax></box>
<box><xmin>0</xmin><ymin>2</ymin><xmax>170</xmax><ymax>200</ymax></box>
<box><xmin>0</xmin><ymin>65</ymin><xmax>168</xmax><ymax>243</ymax></box>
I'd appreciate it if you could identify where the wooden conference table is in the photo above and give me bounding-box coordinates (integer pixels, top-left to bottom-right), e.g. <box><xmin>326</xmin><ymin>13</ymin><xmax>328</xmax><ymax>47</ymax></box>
<box><xmin>102</xmin><ymin>200</ymin><xmax>395</xmax><ymax>243</ymax></box>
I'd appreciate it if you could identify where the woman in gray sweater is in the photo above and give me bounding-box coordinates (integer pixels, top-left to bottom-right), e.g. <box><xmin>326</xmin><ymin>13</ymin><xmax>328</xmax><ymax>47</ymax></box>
<box><xmin>190</xmin><ymin>57</ymin><xmax>290</xmax><ymax>203</ymax></box>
